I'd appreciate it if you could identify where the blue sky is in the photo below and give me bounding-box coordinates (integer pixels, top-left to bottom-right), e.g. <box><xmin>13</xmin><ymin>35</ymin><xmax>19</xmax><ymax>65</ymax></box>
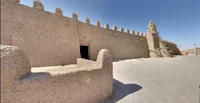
<box><xmin>20</xmin><ymin>0</ymin><xmax>200</xmax><ymax>50</ymax></box>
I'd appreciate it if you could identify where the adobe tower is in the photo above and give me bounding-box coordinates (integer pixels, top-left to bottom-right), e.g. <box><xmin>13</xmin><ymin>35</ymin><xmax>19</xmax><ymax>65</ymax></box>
<box><xmin>146</xmin><ymin>21</ymin><xmax>163</xmax><ymax>57</ymax></box>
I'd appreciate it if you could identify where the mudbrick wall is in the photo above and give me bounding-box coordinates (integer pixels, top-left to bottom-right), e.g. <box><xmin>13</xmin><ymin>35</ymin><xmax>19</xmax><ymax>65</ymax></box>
<box><xmin>78</xmin><ymin>21</ymin><xmax>149</xmax><ymax>60</ymax></box>
<box><xmin>1</xmin><ymin>45</ymin><xmax>113</xmax><ymax>103</ymax></box>
<box><xmin>1</xmin><ymin>0</ymin><xmax>81</xmax><ymax>67</ymax></box>
<box><xmin>160</xmin><ymin>39</ymin><xmax>182</xmax><ymax>56</ymax></box>
<box><xmin>146</xmin><ymin>21</ymin><xmax>163</xmax><ymax>57</ymax></box>
<box><xmin>1</xmin><ymin>0</ymin><xmax>149</xmax><ymax>67</ymax></box>
<box><xmin>146</xmin><ymin>21</ymin><xmax>181</xmax><ymax>57</ymax></box>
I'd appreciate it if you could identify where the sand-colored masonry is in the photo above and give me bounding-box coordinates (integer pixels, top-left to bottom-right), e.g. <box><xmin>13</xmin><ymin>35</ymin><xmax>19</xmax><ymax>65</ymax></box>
<box><xmin>1</xmin><ymin>0</ymin><xmax>181</xmax><ymax>67</ymax></box>
<box><xmin>1</xmin><ymin>0</ymin><xmax>150</xmax><ymax>67</ymax></box>
<box><xmin>1</xmin><ymin>45</ymin><xmax>113</xmax><ymax>103</ymax></box>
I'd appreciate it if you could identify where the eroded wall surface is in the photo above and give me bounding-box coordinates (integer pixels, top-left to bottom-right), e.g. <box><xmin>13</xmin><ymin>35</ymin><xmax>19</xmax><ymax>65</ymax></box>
<box><xmin>159</xmin><ymin>40</ymin><xmax>171</xmax><ymax>57</ymax></box>
<box><xmin>1</xmin><ymin>46</ymin><xmax>113</xmax><ymax>103</ymax></box>
<box><xmin>1</xmin><ymin>0</ymin><xmax>81</xmax><ymax>67</ymax></box>
<box><xmin>160</xmin><ymin>39</ymin><xmax>182</xmax><ymax>56</ymax></box>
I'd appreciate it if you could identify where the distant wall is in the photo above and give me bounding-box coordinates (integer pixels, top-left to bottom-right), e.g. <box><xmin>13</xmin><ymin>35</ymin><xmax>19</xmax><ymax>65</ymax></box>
<box><xmin>1</xmin><ymin>0</ymin><xmax>81</xmax><ymax>67</ymax></box>
<box><xmin>78</xmin><ymin>21</ymin><xmax>149</xmax><ymax>60</ymax></box>
<box><xmin>1</xmin><ymin>46</ymin><xmax>113</xmax><ymax>103</ymax></box>
<box><xmin>197</xmin><ymin>48</ymin><xmax>200</xmax><ymax>55</ymax></box>
<box><xmin>182</xmin><ymin>48</ymin><xmax>200</xmax><ymax>55</ymax></box>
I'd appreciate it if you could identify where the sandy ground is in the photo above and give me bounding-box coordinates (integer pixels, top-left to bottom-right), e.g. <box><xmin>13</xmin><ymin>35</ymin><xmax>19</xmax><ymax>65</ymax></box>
<box><xmin>102</xmin><ymin>55</ymin><xmax>200</xmax><ymax>103</ymax></box>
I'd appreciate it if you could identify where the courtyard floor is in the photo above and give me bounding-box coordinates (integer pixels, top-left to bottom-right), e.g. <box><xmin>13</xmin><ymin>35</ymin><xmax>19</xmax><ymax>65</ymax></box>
<box><xmin>102</xmin><ymin>55</ymin><xmax>200</xmax><ymax>103</ymax></box>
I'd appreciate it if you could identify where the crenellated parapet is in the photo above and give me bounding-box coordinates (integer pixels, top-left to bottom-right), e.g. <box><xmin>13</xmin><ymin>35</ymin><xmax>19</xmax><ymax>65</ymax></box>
<box><xmin>79</xmin><ymin>17</ymin><xmax>146</xmax><ymax>38</ymax></box>
<box><xmin>113</xmin><ymin>26</ymin><xmax>117</xmax><ymax>31</ymax></box>
<box><xmin>126</xmin><ymin>29</ymin><xmax>129</xmax><ymax>33</ymax></box>
<box><xmin>5</xmin><ymin>0</ymin><xmax>147</xmax><ymax>40</ymax></box>
<box><xmin>33</xmin><ymin>0</ymin><xmax>44</xmax><ymax>11</ymax></box>
<box><xmin>120</xmin><ymin>27</ymin><xmax>124</xmax><ymax>32</ymax></box>
<box><xmin>8</xmin><ymin>0</ymin><xmax>20</xmax><ymax>3</ymax></box>
<box><xmin>139</xmin><ymin>32</ymin><xmax>143</xmax><ymax>36</ymax></box>
<box><xmin>131</xmin><ymin>30</ymin><xmax>135</xmax><ymax>35</ymax></box>
<box><xmin>80</xmin><ymin>18</ymin><xmax>144</xmax><ymax>37</ymax></box>
<box><xmin>105</xmin><ymin>23</ymin><xmax>109</xmax><ymax>29</ymax></box>
<box><xmin>72</xmin><ymin>13</ymin><xmax>78</xmax><ymax>20</ymax></box>
<box><xmin>86</xmin><ymin>18</ymin><xmax>90</xmax><ymax>24</ymax></box>
<box><xmin>55</xmin><ymin>7</ymin><xmax>63</xmax><ymax>16</ymax></box>
<box><xmin>96</xmin><ymin>21</ymin><xmax>100</xmax><ymax>27</ymax></box>
<box><xmin>135</xmin><ymin>31</ymin><xmax>139</xmax><ymax>36</ymax></box>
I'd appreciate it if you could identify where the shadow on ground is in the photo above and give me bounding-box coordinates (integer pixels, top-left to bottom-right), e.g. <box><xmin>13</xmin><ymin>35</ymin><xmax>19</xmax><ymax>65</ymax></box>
<box><xmin>113</xmin><ymin>58</ymin><xmax>136</xmax><ymax>62</ymax></box>
<box><xmin>114</xmin><ymin>58</ymin><xmax>145</xmax><ymax>62</ymax></box>
<box><xmin>100</xmin><ymin>79</ymin><xmax>142</xmax><ymax>103</ymax></box>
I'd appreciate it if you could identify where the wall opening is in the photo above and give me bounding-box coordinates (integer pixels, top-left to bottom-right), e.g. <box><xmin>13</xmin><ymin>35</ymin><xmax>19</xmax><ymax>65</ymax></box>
<box><xmin>80</xmin><ymin>46</ymin><xmax>89</xmax><ymax>59</ymax></box>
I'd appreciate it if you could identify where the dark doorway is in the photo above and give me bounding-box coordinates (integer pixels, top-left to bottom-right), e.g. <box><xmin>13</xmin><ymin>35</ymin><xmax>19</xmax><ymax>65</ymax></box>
<box><xmin>80</xmin><ymin>46</ymin><xmax>89</xmax><ymax>59</ymax></box>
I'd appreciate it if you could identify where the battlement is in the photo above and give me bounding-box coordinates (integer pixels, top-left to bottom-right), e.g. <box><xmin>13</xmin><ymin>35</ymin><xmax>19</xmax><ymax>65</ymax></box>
<box><xmin>2</xmin><ymin>0</ymin><xmax>150</xmax><ymax>68</ymax></box>
<box><xmin>55</xmin><ymin>7</ymin><xmax>63</xmax><ymax>16</ymax></box>
<box><xmin>113</xmin><ymin>26</ymin><xmax>117</xmax><ymax>31</ymax></box>
<box><xmin>139</xmin><ymin>32</ymin><xmax>143</xmax><ymax>36</ymax></box>
<box><xmin>4</xmin><ymin>0</ymin><xmax>147</xmax><ymax>43</ymax></box>
<box><xmin>135</xmin><ymin>31</ymin><xmax>139</xmax><ymax>36</ymax></box>
<box><xmin>33</xmin><ymin>0</ymin><xmax>44</xmax><ymax>11</ymax></box>
<box><xmin>126</xmin><ymin>29</ymin><xmax>130</xmax><ymax>33</ymax></box>
<box><xmin>86</xmin><ymin>18</ymin><xmax>90</xmax><ymax>24</ymax></box>
<box><xmin>72</xmin><ymin>13</ymin><xmax>78</xmax><ymax>20</ymax></box>
<box><xmin>132</xmin><ymin>30</ymin><xmax>135</xmax><ymax>35</ymax></box>
<box><xmin>120</xmin><ymin>27</ymin><xmax>124</xmax><ymax>32</ymax></box>
<box><xmin>96</xmin><ymin>21</ymin><xmax>100</xmax><ymax>27</ymax></box>
<box><xmin>8</xmin><ymin>0</ymin><xmax>20</xmax><ymax>3</ymax></box>
<box><xmin>81</xmin><ymin>18</ymin><xmax>146</xmax><ymax>38</ymax></box>
<box><xmin>105</xmin><ymin>23</ymin><xmax>109</xmax><ymax>29</ymax></box>
<box><xmin>5</xmin><ymin>0</ymin><xmax>147</xmax><ymax>39</ymax></box>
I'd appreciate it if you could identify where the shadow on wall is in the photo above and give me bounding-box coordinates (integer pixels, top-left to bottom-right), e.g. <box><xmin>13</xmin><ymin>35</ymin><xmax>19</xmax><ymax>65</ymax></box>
<box><xmin>100</xmin><ymin>79</ymin><xmax>142</xmax><ymax>103</ymax></box>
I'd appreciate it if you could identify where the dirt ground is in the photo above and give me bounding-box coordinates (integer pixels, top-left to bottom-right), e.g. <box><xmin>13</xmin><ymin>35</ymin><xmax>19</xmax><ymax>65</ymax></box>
<box><xmin>102</xmin><ymin>55</ymin><xmax>200</xmax><ymax>103</ymax></box>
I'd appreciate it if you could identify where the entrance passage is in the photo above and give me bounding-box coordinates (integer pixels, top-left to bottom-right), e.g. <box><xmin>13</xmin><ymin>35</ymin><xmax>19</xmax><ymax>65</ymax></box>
<box><xmin>80</xmin><ymin>46</ymin><xmax>89</xmax><ymax>59</ymax></box>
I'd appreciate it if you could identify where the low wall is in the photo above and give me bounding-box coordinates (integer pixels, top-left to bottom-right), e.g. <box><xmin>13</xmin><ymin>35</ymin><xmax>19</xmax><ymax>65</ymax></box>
<box><xmin>1</xmin><ymin>45</ymin><xmax>113</xmax><ymax>103</ymax></box>
<box><xmin>77</xmin><ymin>58</ymin><xmax>96</xmax><ymax>67</ymax></box>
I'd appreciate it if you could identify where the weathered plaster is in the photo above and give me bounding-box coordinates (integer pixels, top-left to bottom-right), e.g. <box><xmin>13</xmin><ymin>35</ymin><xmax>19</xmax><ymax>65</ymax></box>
<box><xmin>1</xmin><ymin>46</ymin><xmax>113</xmax><ymax>103</ymax></box>
<box><xmin>1</xmin><ymin>0</ymin><xmax>81</xmax><ymax>67</ymax></box>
